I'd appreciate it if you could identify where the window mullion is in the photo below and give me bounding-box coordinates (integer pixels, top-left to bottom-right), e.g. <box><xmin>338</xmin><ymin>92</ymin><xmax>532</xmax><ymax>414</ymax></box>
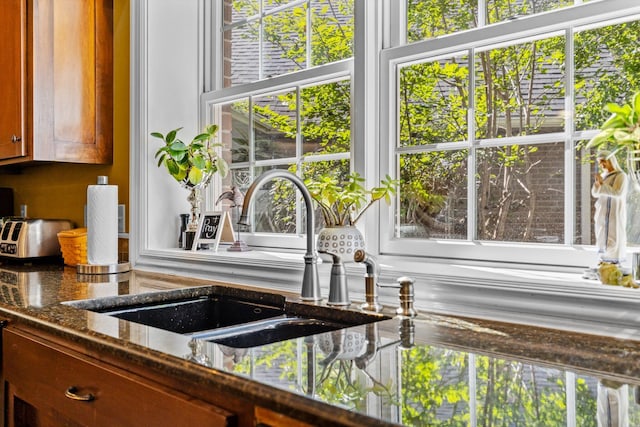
<box><xmin>478</xmin><ymin>0</ymin><xmax>486</xmax><ymax>28</ymax></box>
<box><xmin>259</xmin><ymin>2</ymin><xmax>264</xmax><ymax>81</ymax></box>
<box><xmin>296</xmin><ymin>85</ymin><xmax>303</xmax><ymax>236</ymax></box>
<box><xmin>306</xmin><ymin>0</ymin><xmax>312</xmax><ymax>68</ymax></box>
<box><xmin>564</xmin><ymin>27</ymin><xmax>576</xmax><ymax>246</ymax></box>
<box><xmin>468</xmin><ymin>47</ymin><xmax>477</xmax><ymax>241</ymax></box>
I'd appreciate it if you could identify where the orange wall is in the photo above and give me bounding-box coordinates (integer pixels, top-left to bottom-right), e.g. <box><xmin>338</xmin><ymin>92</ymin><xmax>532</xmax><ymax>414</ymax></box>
<box><xmin>0</xmin><ymin>0</ymin><xmax>130</xmax><ymax>230</ymax></box>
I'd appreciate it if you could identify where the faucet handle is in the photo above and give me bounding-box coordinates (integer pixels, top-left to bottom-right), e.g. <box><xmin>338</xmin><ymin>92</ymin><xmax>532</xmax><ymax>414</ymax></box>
<box><xmin>319</xmin><ymin>250</ymin><xmax>350</xmax><ymax>306</ymax></box>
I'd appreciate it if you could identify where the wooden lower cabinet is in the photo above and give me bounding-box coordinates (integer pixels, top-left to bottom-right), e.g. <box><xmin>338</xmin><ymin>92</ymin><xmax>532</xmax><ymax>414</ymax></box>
<box><xmin>2</xmin><ymin>327</ymin><xmax>235</xmax><ymax>427</ymax></box>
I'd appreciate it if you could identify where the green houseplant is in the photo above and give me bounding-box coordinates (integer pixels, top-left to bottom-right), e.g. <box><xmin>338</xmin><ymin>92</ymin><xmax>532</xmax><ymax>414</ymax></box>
<box><xmin>304</xmin><ymin>172</ymin><xmax>399</xmax><ymax>227</ymax></box>
<box><xmin>152</xmin><ymin>124</ymin><xmax>228</xmax><ymax>188</ymax></box>
<box><xmin>305</xmin><ymin>171</ymin><xmax>398</xmax><ymax>258</ymax></box>
<box><xmin>584</xmin><ymin>90</ymin><xmax>640</xmax><ymax>188</ymax></box>
<box><xmin>151</xmin><ymin>125</ymin><xmax>228</xmax><ymax>241</ymax></box>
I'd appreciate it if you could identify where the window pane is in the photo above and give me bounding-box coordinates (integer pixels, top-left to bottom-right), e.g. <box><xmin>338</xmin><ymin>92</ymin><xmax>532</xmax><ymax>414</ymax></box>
<box><xmin>475</xmin><ymin>36</ymin><xmax>565</xmax><ymax>139</ymax></box>
<box><xmin>486</xmin><ymin>0</ymin><xmax>573</xmax><ymax>25</ymax></box>
<box><xmin>263</xmin><ymin>0</ymin><xmax>296</xmax><ymax>12</ymax></box>
<box><xmin>254</xmin><ymin>91</ymin><xmax>297</xmax><ymax>161</ymax></box>
<box><xmin>227</xmin><ymin>167</ymin><xmax>252</xmax><ymax>225</ymax></box>
<box><xmin>573</xmin><ymin>145</ymin><xmax>594</xmax><ymax>246</ymax></box>
<box><xmin>223</xmin><ymin>22</ymin><xmax>260</xmax><ymax>87</ymax></box>
<box><xmin>407</xmin><ymin>0</ymin><xmax>477</xmax><ymax>43</ymax></box>
<box><xmin>227</xmin><ymin>0</ymin><xmax>259</xmax><ymax>22</ymax></box>
<box><xmin>476</xmin><ymin>143</ymin><xmax>564</xmax><ymax>243</ymax></box>
<box><xmin>219</xmin><ymin>100</ymin><xmax>250</xmax><ymax>164</ymax></box>
<box><xmin>574</xmin><ymin>20</ymin><xmax>640</xmax><ymax>131</ymax></box>
<box><xmin>263</xmin><ymin>5</ymin><xmax>307</xmax><ymax>76</ymax></box>
<box><xmin>399</xmin><ymin>56</ymin><xmax>469</xmax><ymax>147</ymax></box>
<box><xmin>301</xmin><ymin>80</ymin><xmax>351</xmax><ymax>155</ymax></box>
<box><xmin>301</xmin><ymin>159</ymin><xmax>350</xmax><ymax>229</ymax></box>
<box><xmin>252</xmin><ymin>165</ymin><xmax>299</xmax><ymax>233</ymax></box>
<box><xmin>398</xmin><ymin>151</ymin><xmax>468</xmax><ymax>239</ymax></box>
<box><xmin>310</xmin><ymin>0</ymin><xmax>354</xmax><ymax>65</ymax></box>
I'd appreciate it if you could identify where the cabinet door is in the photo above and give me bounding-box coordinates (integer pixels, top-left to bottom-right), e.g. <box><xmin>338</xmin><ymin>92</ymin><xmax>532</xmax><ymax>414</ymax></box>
<box><xmin>3</xmin><ymin>328</ymin><xmax>236</xmax><ymax>427</ymax></box>
<box><xmin>0</xmin><ymin>0</ymin><xmax>27</xmax><ymax>160</ymax></box>
<box><xmin>31</xmin><ymin>0</ymin><xmax>113</xmax><ymax>164</ymax></box>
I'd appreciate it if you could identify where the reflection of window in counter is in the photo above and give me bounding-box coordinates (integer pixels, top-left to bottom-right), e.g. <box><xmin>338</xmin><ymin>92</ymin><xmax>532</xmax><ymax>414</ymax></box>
<box><xmin>214</xmin><ymin>328</ymin><xmax>640</xmax><ymax>425</ymax></box>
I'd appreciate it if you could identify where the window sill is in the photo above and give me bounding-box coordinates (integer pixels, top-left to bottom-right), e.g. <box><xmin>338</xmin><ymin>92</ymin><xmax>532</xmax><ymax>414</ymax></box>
<box><xmin>134</xmin><ymin>246</ymin><xmax>640</xmax><ymax>340</ymax></box>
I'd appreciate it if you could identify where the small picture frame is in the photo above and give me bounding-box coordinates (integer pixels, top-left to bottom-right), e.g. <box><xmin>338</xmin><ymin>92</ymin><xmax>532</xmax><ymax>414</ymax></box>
<box><xmin>192</xmin><ymin>211</ymin><xmax>235</xmax><ymax>252</ymax></box>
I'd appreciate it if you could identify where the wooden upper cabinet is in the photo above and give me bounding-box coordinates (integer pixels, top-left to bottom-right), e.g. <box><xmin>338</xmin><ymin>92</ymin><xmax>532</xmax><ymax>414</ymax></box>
<box><xmin>0</xmin><ymin>0</ymin><xmax>113</xmax><ymax>166</ymax></box>
<box><xmin>0</xmin><ymin>0</ymin><xmax>27</xmax><ymax>160</ymax></box>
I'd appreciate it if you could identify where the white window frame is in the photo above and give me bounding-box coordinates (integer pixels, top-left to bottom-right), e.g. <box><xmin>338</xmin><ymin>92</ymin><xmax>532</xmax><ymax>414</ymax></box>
<box><xmin>379</xmin><ymin>0</ymin><xmax>640</xmax><ymax>268</ymax></box>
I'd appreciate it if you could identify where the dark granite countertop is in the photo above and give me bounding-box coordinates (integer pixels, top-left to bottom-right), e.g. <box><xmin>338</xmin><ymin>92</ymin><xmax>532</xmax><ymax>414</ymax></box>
<box><xmin>1</xmin><ymin>261</ymin><xmax>639</xmax><ymax>426</ymax></box>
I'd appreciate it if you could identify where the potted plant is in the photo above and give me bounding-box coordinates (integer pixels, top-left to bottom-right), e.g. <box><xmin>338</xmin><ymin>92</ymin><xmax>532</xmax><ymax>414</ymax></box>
<box><xmin>151</xmin><ymin>125</ymin><xmax>228</xmax><ymax>245</ymax></box>
<box><xmin>584</xmin><ymin>90</ymin><xmax>640</xmax><ymax>188</ymax></box>
<box><xmin>304</xmin><ymin>172</ymin><xmax>398</xmax><ymax>256</ymax></box>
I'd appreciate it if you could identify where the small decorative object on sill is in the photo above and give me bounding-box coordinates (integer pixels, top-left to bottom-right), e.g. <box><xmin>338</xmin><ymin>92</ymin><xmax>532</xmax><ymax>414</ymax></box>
<box><xmin>192</xmin><ymin>211</ymin><xmax>235</xmax><ymax>252</ymax></box>
<box><xmin>598</xmin><ymin>262</ymin><xmax>637</xmax><ymax>288</ymax></box>
<box><xmin>578</xmin><ymin>91</ymin><xmax>640</xmax><ymax>281</ymax></box>
<box><xmin>151</xmin><ymin>125</ymin><xmax>229</xmax><ymax>250</ymax></box>
<box><xmin>216</xmin><ymin>186</ymin><xmax>249</xmax><ymax>252</ymax></box>
<box><xmin>178</xmin><ymin>213</ymin><xmax>190</xmax><ymax>249</ymax></box>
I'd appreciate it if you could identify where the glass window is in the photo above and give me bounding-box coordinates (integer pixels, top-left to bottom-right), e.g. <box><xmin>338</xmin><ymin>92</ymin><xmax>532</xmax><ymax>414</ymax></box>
<box><xmin>475</xmin><ymin>36</ymin><xmax>565</xmax><ymax>138</ymax></box>
<box><xmin>485</xmin><ymin>0</ymin><xmax>572</xmax><ymax>24</ymax></box>
<box><xmin>399</xmin><ymin>55</ymin><xmax>469</xmax><ymax>147</ymax></box>
<box><xmin>384</xmin><ymin>3</ymin><xmax>640</xmax><ymax>265</ymax></box>
<box><xmin>207</xmin><ymin>1</ymin><xmax>353</xmax><ymax>246</ymax></box>
<box><xmin>406</xmin><ymin>0</ymin><xmax>574</xmax><ymax>44</ymax></box>
<box><xmin>222</xmin><ymin>0</ymin><xmax>353</xmax><ymax>87</ymax></box>
<box><xmin>407</xmin><ymin>0</ymin><xmax>478</xmax><ymax>42</ymax></box>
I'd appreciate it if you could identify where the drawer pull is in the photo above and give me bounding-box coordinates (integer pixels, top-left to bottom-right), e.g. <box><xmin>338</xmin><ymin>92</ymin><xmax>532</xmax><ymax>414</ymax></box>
<box><xmin>11</xmin><ymin>135</ymin><xmax>21</xmax><ymax>143</ymax></box>
<box><xmin>65</xmin><ymin>386</ymin><xmax>95</xmax><ymax>402</ymax></box>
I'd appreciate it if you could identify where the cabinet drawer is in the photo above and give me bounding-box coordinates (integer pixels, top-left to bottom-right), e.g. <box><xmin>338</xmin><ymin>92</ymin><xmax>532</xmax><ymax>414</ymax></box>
<box><xmin>4</xmin><ymin>328</ymin><xmax>235</xmax><ymax>427</ymax></box>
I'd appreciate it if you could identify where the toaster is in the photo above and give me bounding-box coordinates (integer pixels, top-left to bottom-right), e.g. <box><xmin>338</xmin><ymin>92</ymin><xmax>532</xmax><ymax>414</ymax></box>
<box><xmin>0</xmin><ymin>218</ymin><xmax>74</xmax><ymax>258</ymax></box>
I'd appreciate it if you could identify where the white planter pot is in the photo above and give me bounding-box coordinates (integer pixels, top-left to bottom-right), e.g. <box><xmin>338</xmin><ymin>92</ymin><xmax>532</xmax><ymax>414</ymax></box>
<box><xmin>316</xmin><ymin>226</ymin><xmax>365</xmax><ymax>260</ymax></box>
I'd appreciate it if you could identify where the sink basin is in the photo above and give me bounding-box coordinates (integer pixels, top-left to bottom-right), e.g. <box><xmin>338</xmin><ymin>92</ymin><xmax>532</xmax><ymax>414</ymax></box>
<box><xmin>94</xmin><ymin>296</ymin><xmax>284</xmax><ymax>334</ymax></box>
<box><xmin>192</xmin><ymin>317</ymin><xmax>349</xmax><ymax>348</ymax></box>
<box><xmin>67</xmin><ymin>285</ymin><xmax>388</xmax><ymax>348</ymax></box>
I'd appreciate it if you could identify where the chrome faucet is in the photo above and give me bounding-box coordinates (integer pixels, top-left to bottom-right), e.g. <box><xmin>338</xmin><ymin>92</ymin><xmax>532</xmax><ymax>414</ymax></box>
<box><xmin>238</xmin><ymin>170</ymin><xmax>321</xmax><ymax>301</ymax></box>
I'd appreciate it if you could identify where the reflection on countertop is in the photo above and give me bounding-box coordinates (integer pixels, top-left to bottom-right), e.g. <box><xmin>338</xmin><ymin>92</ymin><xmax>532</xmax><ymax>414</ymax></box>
<box><xmin>1</xmin><ymin>261</ymin><xmax>640</xmax><ymax>426</ymax></box>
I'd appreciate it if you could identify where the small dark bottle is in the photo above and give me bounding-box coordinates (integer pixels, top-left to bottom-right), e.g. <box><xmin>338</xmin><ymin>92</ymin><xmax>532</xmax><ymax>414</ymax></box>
<box><xmin>178</xmin><ymin>214</ymin><xmax>190</xmax><ymax>248</ymax></box>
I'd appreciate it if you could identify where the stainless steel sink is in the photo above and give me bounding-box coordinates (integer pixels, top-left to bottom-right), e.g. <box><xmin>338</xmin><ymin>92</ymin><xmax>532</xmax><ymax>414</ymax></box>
<box><xmin>192</xmin><ymin>316</ymin><xmax>350</xmax><ymax>348</ymax></box>
<box><xmin>67</xmin><ymin>285</ymin><xmax>388</xmax><ymax>348</ymax></box>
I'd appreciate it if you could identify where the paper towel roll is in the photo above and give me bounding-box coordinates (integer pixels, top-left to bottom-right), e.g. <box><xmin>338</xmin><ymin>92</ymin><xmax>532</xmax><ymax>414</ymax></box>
<box><xmin>87</xmin><ymin>176</ymin><xmax>118</xmax><ymax>265</ymax></box>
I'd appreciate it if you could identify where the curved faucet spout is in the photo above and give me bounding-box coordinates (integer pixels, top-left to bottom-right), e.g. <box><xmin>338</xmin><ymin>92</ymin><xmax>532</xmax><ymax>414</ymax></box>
<box><xmin>239</xmin><ymin>170</ymin><xmax>321</xmax><ymax>301</ymax></box>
